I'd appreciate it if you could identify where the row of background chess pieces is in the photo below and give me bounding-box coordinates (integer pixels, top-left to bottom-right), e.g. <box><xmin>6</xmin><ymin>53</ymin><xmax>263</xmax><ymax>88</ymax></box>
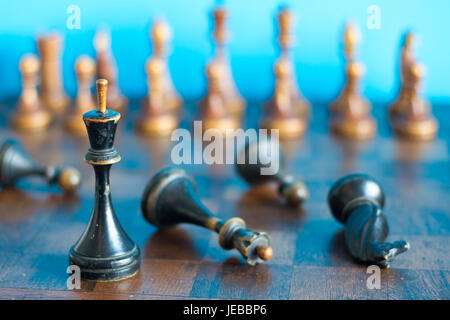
<box><xmin>10</xmin><ymin>6</ymin><xmax>438</xmax><ymax>141</ymax></box>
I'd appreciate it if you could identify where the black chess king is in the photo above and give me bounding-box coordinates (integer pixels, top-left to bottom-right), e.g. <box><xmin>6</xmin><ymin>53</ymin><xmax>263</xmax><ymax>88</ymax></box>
<box><xmin>69</xmin><ymin>79</ymin><xmax>140</xmax><ymax>281</ymax></box>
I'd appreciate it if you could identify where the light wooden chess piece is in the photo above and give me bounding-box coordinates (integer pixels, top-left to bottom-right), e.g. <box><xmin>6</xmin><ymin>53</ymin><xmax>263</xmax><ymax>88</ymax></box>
<box><xmin>391</xmin><ymin>63</ymin><xmax>438</xmax><ymax>141</ymax></box>
<box><xmin>389</xmin><ymin>32</ymin><xmax>417</xmax><ymax>119</ymax></box>
<box><xmin>276</xmin><ymin>6</ymin><xmax>309</xmax><ymax>117</ymax></box>
<box><xmin>202</xmin><ymin>62</ymin><xmax>240</xmax><ymax>133</ymax></box>
<box><xmin>210</xmin><ymin>6</ymin><xmax>245</xmax><ymax>116</ymax></box>
<box><xmin>11</xmin><ymin>54</ymin><xmax>52</xmax><ymax>131</ymax></box>
<box><xmin>137</xmin><ymin>58</ymin><xmax>179</xmax><ymax>136</ymax></box>
<box><xmin>65</xmin><ymin>56</ymin><xmax>96</xmax><ymax>134</ymax></box>
<box><xmin>94</xmin><ymin>30</ymin><xmax>128</xmax><ymax>112</ymax></box>
<box><xmin>37</xmin><ymin>33</ymin><xmax>69</xmax><ymax>113</ymax></box>
<box><xmin>150</xmin><ymin>19</ymin><xmax>182</xmax><ymax>111</ymax></box>
<box><xmin>330</xmin><ymin>23</ymin><xmax>362</xmax><ymax>115</ymax></box>
<box><xmin>330</xmin><ymin>61</ymin><xmax>376</xmax><ymax>139</ymax></box>
<box><xmin>261</xmin><ymin>59</ymin><xmax>307</xmax><ymax>139</ymax></box>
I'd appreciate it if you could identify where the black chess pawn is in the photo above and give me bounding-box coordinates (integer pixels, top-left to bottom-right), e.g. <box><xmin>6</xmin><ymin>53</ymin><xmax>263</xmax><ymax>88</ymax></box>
<box><xmin>141</xmin><ymin>167</ymin><xmax>273</xmax><ymax>265</ymax></box>
<box><xmin>236</xmin><ymin>138</ymin><xmax>308</xmax><ymax>206</ymax></box>
<box><xmin>69</xmin><ymin>79</ymin><xmax>140</xmax><ymax>281</ymax></box>
<box><xmin>0</xmin><ymin>138</ymin><xmax>81</xmax><ymax>192</ymax></box>
<box><xmin>328</xmin><ymin>174</ymin><xmax>410</xmax><ymax>268</ymax></box>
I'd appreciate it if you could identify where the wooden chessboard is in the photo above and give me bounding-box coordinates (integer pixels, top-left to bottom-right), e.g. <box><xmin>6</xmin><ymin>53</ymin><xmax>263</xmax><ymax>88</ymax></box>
<box><xmin>0</xmin><ymin>98</ymin><xmax>448</xmax><ymax>300</ymax></box>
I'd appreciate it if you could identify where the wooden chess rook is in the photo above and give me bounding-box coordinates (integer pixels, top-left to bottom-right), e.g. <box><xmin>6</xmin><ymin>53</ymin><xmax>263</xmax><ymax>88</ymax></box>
<box><xmin>236</xmin><ymin>138</ymin><xmax>309</xmax><ymax>206</ymax></box>
<box><xmin>328</xmin><ymin>174</ymin><xmax>410</xmax><ymax>268</ymax></box>
<box><xmin>141</xmin><ymin>167</ymin><xmax>273</xmax><ymax>265</ymax></box>
<box><xmin>69</xmin><ymin>79</ymin><xmax>140</xmax><ymax>281</ymax></box>
<box><xmin>0</xmin><ymin>138</ymin><xmax>81</xmax><ymax>192</ymax></box>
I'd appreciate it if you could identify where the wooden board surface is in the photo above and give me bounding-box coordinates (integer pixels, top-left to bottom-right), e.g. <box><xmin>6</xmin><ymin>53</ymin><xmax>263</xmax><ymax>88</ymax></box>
<box><xmin>0</xmin><ymin>98</ymin><xmax>449</xmax><ymax>300</ymax></box>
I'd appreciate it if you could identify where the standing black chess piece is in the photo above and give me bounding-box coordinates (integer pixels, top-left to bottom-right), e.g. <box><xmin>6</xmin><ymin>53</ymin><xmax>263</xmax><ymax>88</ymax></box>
<box><xmin>141</xmin><ymin>167</ymin><xmax>273</xmax><ymax>265</ymax></box>
<box><xmin>69</xmin><ymin>79</ymin><xmax>140</xmax><ymax>281</ymax></box>
<box><xmin>236</xmin><ymin>138</ymin><xmax>308</xmax><ymax>206</ymax></box>
<box><xmin>0</xmin><ymin>138</ymin><xmax>81</xmax><ymax>192</ymax></box>
<box><xmin>328</xmin><ymin>174</ymin><xmax>409</xmax><ymax>268</ymax></box>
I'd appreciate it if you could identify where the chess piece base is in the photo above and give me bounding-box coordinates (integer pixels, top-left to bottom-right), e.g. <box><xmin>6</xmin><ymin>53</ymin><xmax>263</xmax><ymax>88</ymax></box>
<box><xmin>331</xmin><ymin>116</ymin><xmax>376</xmax><ymax>140</ymax></box>
<box><xmin>202</xmin><ymin>117</ymin><xmax>240</xmax><ymax>134</ymax></box>
<box><xmin>392</xmin><ymin>116</ymin><xmax>438</xmax><ymax>141</ymax></box>
<box><xmin>261</xmin><ymin>117</ymin><xmax>307</xmax><ymax>139</ymax></box>
<box><xmin>226</xmin><ymin>98</ymin><xmax>246</xmax><ymax>116</ymax></box>
<box><xmin>11</xmin><ymin>111</ymin><xmax>52</xmax><ymax>131</ymax></box>
<box><xmin>69</xmin><ymin>245</ymin><xmax>140</xmax><ymax>281</ymax></box>
<box><xmin>137</xmin><ymin>114</ymin><xmax>179</xmax><ymax>136</ymax></box>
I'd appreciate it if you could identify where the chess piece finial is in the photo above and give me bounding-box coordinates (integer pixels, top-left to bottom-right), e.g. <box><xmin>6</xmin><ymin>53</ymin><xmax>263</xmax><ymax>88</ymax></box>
<box><xmin>343</xmin><ymin>22</ymin><xmax>359</xmax><ymax>60</ymax></box>
<box><xmin>141</xmin><ymin>167</ymin><xmax>273</xmax><ymax>265</ymax></box>
<box><xmin>278</xmin><ymin>6</ymin><xmax>294</xmax><ymax>50</ymax></box>
<box><xmin>137</xmin><ymin>58</ymin><xmax>179</xmax><ymax>135</ymax></box>
<box><xmin>391</xmin><ymin>63</ymin><xmax>438</xmax><ymax>140</ymax></box>
<box><xmin>152</xmin><ymin>19</ymin><xmax>172</xmax><ymax>58</ymax></box>
<box><xmin>66</xmin><ymin>55</ymin><xmax>96</xmax><ymax>133</ymax></box>
<box><xmin>236</xmin><ymin>138</ymin><xmax>309</xmax><ymax>206</ymax></box>
<box><xmin>213</xmin><ymin>6</ymin><xmax>228</xmax><ymax>45</ymax></box>
<box><xmin>261</xmin><ymin>59</ymin><xmax>308</xmax><ymax>139</ymax></box>
<box><xmin>69</xmin><ymin>79</ymin><xmax>140</xmax><ymax>281</ymax></box>
<box><xmin>0</xmin><ymin>138</ymin><xmax>81</xmax><ymax>193</ymax></box>
<box><xmin>202</xmin><ymin>61</ymin><xmax>240</xmax><ymax>133</ymax></box>
<box><xmin>94</xmin><ymin>29</ymin><xmax>128</xmax><ymax>112</ymax></box>
<box><xmin>328</xmin><ymin>174</ymin><xmax>409</xmax><ymax>268</ymax></box>
<box><xmin>37</xmin><ymin>33</ymin><xmax>69</xmax><ymax>113</ymax></box>
<box><xmin>11</xmin><ymin>54</ymin><xmax>52</xmax><ymax>131</ymax></box>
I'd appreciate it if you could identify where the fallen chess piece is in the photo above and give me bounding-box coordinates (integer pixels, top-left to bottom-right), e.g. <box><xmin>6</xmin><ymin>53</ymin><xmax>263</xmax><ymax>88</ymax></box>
<box><xmin>236</xmin><ymin>138</ymin><xmax>308</xmax><ymax>206</ymax></box>
<box><xmin>141</xmin><ymin>167</ymin><xmax>273</xmax><ymax>265</ymax></box>
<box><xmin>327</xmin><ymin>173</ymin><xmax>409</xmax><ymax>268</ymax></box>
<box><xmin>0</xmin><ymin>138</ymin><xmax>81</xmax><ymax>193</ymax></box>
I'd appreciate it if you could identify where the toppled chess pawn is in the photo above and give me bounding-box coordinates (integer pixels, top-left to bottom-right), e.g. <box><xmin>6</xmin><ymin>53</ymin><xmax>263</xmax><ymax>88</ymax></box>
<box><xmin>37</xmin><ymin>33</ymin><xmax>69</xmax><ymax>113</ymax></box>
<box><xmin>390</xmin><ymin>63</ymin><xmax>438</xmax><ymax>140</ymax></box>
<box><xmin>328</xmin><ymin>174</ymin><xmax>409</xmax><ymax>268</ymax></box>
<box><xmin>236</xmin><ymin>138</ymin><xmax>309</xmax><ymax>206</ymax></box>
<box><xmin>149</xmin><ymin>19</ymin><xmax>182</xmax><ymax>111</ymax></box>
<box><xmin>11</xmin><ymin>54</ymin><xmax>52</xmax><ymax>131</ymax></box>
<box><xmin>69</xmin><ymin>79</ymin><xmax>140</xmax><ymax>281</ymax></box>
<box><xmin>141</xmin><ymin>167</ymin><xmax>273</xmax><ymax>265</ymax></box>
<box><xmin>210</xmin><ymin>6</ymin><xmax>245</xmax><ymax>116</ymax></box>
<box><xmin>94</xmin><ymin>30</ymin><xmax>128</xmax><ymax>112</ymax></box>
<box><xmin>66</xmin><ymin>55</ymin><xmax>96</xmax><ymax>134</ymax></box>
<box><xmin>330</xmin><ymin>61</ymin><xmax>376</xmax><ymax>139</ymax></box>
<box><xmin>201</xmin><ymin>62</ymin><xmax>240</xmax><ymax>133</ymax></box>
<box><xmin>275</xmin><ymin>6</ymin><xmax>309</xmax><ymax>117</ymax></box>
<box><xmin>261</xmin><ymin>60</ymin><xmax>308</xmax><ymax>139</ymax></box>
<box><xmin>137</xmin><ymin>58</ymin><xmax>179</xmax><ymax>135</ymax></box>
<box><xmin>0</xmin><ymin>138</ymin><xmax>81</xmax><ymax>192</ymax></box>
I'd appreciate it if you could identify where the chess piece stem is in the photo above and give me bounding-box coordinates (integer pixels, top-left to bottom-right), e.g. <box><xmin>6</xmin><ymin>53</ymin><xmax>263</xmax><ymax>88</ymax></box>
<box><xmin>0</xmin><ymin>138</ymin><xmax>81</xmax><ymax>193</ymax></box>
<box><xmin>328</xmin><ymin>174</ymin><xmax>409</xmax><ymax>268</ymax></box>
<box><xmin>141</xmin><ymin>167</ymin><xmax>273</xmax><ymax>265</ymax></box>
<box><xmin>69</xmin><ymin>79</ymin><xmax>140</xmax><ymax>281</ymax></box>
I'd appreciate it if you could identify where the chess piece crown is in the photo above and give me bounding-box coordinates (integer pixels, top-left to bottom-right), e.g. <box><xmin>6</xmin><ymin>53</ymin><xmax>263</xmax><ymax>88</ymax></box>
<box><xmin>141</xmin><ymin>167</ymin><xmax>273</xmax><ymax>265</ymax></box>
<box><xmin>69</xmin><ymin>79</ymin><xmax>140</xmax><ymax>281</ymax></box>
<box><xmin>328</xmin><ymin>174</ymin><xmax>409</xmax><ymax>268</ymax></box>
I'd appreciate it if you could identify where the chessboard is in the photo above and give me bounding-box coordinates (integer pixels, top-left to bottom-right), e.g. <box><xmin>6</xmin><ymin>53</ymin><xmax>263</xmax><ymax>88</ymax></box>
<box><xmin>0</xmin><ymin>98</ymin><xmax>448</xmax><ymax>300</ymax></box>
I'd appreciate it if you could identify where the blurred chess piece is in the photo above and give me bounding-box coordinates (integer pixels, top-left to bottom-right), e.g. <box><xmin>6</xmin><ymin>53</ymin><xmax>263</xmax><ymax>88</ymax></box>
<box><xmin>275</xmin><ymin>6</ymin><xmax>309</xmax><ymax>117</ymax></box>
<box><xmin>149</xmin><ymin>19</ymin><xmax>182</xmax><ymax>111</ymax></box>
<box><xmin>37</xmin><ymin>33</ymin><xmax>69</xmax><ymax>113</ymax></box>
<box><xmin>94</xmin><ymin>29</ymin><xmax>128</xmax><ymax>112</ymax></box>
<box><xmin>202</xmin><ymin>62</ymin><xmax>240</xmax><ymax>133</ymax></box>
<box><xmin>11</xmin><ymin>54</ymin><xmax>52</xmax><ymax>131</ymax></box>
<box><xmin>137</xmin><ymin>58</ymin><xmax>178</xmax><ymax>135</ymax></box>
<box><xmin>209</xmin><ymin>6</ymin><xmax>245</xmax><ymax>116</ymax></box>
<box><xmin>66</xmin><ymin>56</ymin><xmax>96</xmax><ymax>134</ymax></box>
<box><xmin>261</xmin><ymin>59</ymin><xmax>307</xmax><ymax>139</ymax></box>
<box><xmin>390</xmin><ymin>32</ymin><xmax>416</xmax><ymax>118</ymax></box>
<box><xmin>391</xmin><ymin>63</ymin><xmax>438</xmax><ymax>140</ymax></box>
<box><xmin>330</xmin><ymin>61</ymin><xmax>376</xmax><ymax>139</ymax></box>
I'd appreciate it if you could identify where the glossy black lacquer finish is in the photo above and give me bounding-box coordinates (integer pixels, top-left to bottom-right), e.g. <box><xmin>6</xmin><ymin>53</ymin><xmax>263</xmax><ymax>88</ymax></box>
<box><xmin>69</xmin><ymin>108</ymin><xmax>140</xmax><ymax>281</ymax></box>
<box><xmin>0</xmin><ymin>138</ymin><xmax>80</xmax><ymax>192</ymax></box>
<box><xmin>236</xmin><ymin>138</ymin><xmax>309</xmax><ymax>206</ymax></box>
<box><xmin>328</xmin><ymin>174</ymin><xmax>410</xmax><ymax>268</ymax></box>
<box><xmin>141</xmin><ymin>167</ymin><xmax>273</xmax><ymax>265</ymax></box>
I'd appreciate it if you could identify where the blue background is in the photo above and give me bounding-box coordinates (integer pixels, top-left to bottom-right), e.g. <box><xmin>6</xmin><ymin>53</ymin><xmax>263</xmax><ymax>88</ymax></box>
<box><xmin>0</xmin><ymin>0</ymin><xmax>449</xmax><ymax>103</ymax></box>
